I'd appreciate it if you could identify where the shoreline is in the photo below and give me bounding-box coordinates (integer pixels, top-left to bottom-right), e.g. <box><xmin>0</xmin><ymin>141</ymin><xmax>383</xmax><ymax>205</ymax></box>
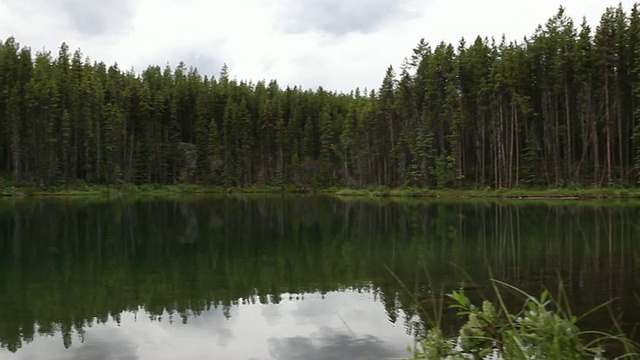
<box><xmin>1</xmin><ymin>184</ymin><xmax>640</xmax><ymax>200</ymax></box>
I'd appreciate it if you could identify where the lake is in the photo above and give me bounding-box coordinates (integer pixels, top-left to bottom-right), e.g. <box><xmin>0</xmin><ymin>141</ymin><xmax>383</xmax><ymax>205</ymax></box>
<box><xmin>0</xmin><ymin>195</ymin><xmax>638</xmax><ymax>359</ymax></box>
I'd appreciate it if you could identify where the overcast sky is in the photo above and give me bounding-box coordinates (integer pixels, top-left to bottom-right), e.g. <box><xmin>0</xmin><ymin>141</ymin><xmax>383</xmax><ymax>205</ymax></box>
<box><xmin>0</xmin><ymin>0</ymin><xmax>636</xmax><ymax>92</ymax></box>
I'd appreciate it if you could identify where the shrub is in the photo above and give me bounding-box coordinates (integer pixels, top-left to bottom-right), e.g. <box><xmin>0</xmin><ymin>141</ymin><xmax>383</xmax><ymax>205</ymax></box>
<box><xmin>412</xmin><ymin>280</ymin><xmax>638</xmax><ymax>359</ymax></box>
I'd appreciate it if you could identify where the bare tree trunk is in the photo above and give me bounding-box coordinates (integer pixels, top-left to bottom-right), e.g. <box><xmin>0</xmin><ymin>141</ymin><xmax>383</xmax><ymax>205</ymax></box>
<box><xmin>514</xmin><ymin>97</ymin><xmax>520</xmax><ymax>188</ymax></box>
<box><xmin>616</xmin><ymin>98</ymin><xmax>624</xmax><ymax>180</ymax></box>
<box><xmin>128</xmin><ymin>130</ymin><xmax>135</xmax><ymax>183</ymax></box>
<box><xmin>508</xmin><ymin>97</ymin><xmax>515</xmax><ymax>188</ymax></box>
<box><xmin>96</xmin><ymin>120</ymin><xmax>102</xmax><ymax>182</ymax></box>
<box><xmin>565</xmin><ymin>85</ymin><xmax>572</xmax><ymax>182</ymax></box>
<box><xmin>481</xmin><ymin>116</ymin><xmax>486</xmax><ymax>187</ymax></box>
<box><xmin>10</xmin><ymin>113</ymin><xmax>20</xmax><ymax>185</ymax></box>
<box><xmin>542</xmin><ymin>93</ymin><xmax>552</xmax><ymax>186</ymax></box>
<box><xmin>497</xmin><ymin>99</ymin><xmax>505</xmax><ymax>188</ymax></box>
<box><xmin>553</xmin><ymin>96</ymin><xmax>561</xmax><ymax>186</ymax></box>
<box><xmin>589</xmin><ymin>77</ymin><xmax>600</xmax><ymax>185</ymax></box>
<box><xmin>605</xmin><ymin>71</ymin><xmax>613</xmax><ymax>184</ymax></box>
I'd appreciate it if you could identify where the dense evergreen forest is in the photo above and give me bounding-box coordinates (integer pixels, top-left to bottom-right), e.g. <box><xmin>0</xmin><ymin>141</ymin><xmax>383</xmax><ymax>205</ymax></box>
<box><xmin>1</xmin><ymin>5</ymin><xmax>640</xmax><ymax>189</ymax></box>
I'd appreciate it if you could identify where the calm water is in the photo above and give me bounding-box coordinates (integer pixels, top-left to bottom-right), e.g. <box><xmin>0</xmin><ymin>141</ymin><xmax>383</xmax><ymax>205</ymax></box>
<box><xmin>0</xmin><ymin>195</ymin><xmax>639</xmax><ymax>359</ymax></box>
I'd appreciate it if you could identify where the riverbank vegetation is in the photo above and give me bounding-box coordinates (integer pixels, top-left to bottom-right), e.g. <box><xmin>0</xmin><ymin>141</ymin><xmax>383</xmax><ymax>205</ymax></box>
<box><xmin>412</xmin><ymin>283</ymin><xmax>638</xmax><ymax>359</ymax></box>
<box><xmin>1</xmin><ymin>5</ymin><xmax>640</xmax><ymax>191</ymax></box>
<box><xmin>2</xmin><ymin>181</ymin><xmax>640</xmax><ymax>200</ymax></box>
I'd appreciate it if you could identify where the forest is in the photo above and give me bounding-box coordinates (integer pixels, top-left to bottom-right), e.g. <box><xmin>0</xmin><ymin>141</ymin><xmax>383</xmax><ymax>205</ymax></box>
<box><xmin>0</xmin><ymin>5</ymin><xmax>639</xmax><ymax>189</ymax></box>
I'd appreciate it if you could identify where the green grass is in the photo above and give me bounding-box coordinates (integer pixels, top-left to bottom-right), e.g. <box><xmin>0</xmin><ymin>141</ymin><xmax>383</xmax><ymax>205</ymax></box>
<box><xmin>334</xmin><ymin>186</ymin><xmax>640</xmax><ymax>199</ymax></box>
<box><xmin>1</xmin><ymin>181</ymin><xmax>640</xmax><ymax>200</ymax></box>
<box><xmin>0</xmin><ymin>183</ymin><xmax>323</xmax><ymax>198</ymax></box>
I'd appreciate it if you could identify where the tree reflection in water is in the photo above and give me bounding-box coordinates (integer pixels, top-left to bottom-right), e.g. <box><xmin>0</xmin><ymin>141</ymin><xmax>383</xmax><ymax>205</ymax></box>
<box><xmin>0</xmin><ymin>196</ymin><xmax>638</xmax><ymax>353</ymax></box>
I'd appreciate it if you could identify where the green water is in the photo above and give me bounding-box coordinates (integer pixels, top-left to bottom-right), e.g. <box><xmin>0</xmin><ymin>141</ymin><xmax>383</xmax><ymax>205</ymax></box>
<box><xmin>0</xmin><ymin>196</ymin><xmax>638</xmax><ymax>359</ymax></box>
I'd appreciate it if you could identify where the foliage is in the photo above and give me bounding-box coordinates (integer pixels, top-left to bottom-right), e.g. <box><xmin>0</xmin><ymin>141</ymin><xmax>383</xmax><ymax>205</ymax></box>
<box><xmin>412</xmin><ymin>283</ymin><xmax>638</xmax><ymax>359</ymax></box>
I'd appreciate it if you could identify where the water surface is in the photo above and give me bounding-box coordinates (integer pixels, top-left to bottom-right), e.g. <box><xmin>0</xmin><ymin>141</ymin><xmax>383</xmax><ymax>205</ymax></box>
<box><xmin>0</xmin><ymin>196</ymin><xmax>638</xmax><ymax>359</ymax></box>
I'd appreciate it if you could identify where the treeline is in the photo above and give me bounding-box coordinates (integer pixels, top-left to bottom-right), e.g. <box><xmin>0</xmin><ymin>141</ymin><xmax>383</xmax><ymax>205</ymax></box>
<box><xmin>1</xmin><ymin>5</ymin><xmax>640</xmax><ymax>188</ymax></box>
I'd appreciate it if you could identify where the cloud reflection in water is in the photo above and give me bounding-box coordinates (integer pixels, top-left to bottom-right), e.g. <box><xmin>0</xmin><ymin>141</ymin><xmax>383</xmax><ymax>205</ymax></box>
<box><xmin>1</xmin><ymin>291</ymin><xmax>413</xmax><ymax>360</ymax></box>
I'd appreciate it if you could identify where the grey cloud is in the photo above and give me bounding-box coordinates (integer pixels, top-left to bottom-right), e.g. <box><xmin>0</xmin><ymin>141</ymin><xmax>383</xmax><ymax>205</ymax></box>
<box><xmin>261</xmin><ymin>304</ymin><xmax>283</xmax><ymax>326</ymax></box>
<box><xmin>291</xmin><ymin>294</ymin><xmax>338</xmax><ymax>319</ymax></box>
<box><xmin>141</xmin><ymin>46</ymin><xmax>227</xmax><ymax>79</ymax></box>
<box><xmin>182</xmin><ymin>51</ymin><xmax>226</xmax><ymax>79</ymax></box>
<box><xmin>267</xmin><ymin>327</ymin><xmax>400</xmax><ymax>360</ymax></box>
<box><xmin>67</xmin><ymin>337</ymin><xmax>138</xmax><ymax>360</ymax></box>
<box><xmin>31</xmin><ymin>328</ymin><xmax>139</xmax><ymax>360</ymax></box>
<box><xmin>280</xmin><ymin>0</ymin><xmax>420</xmax><ymax>35</ymax></box>
<box><xmin>182</xmin><ymin>307</ymin><xmax>235</xmax><ymax>347</ymax></box>
<box><xmin>286</xmin><ymin>55</ymin><xmax>333</xmax><ymax>90</ymax></box>
<box><xmin>62</xmin><ymin>0</ymin><xmax>136</xmax><ymax>37</ymax></box>
<box><xmin>2</xmin><ymin>0</ymin><xmax>135</xmax><ymax>38</ymax></box>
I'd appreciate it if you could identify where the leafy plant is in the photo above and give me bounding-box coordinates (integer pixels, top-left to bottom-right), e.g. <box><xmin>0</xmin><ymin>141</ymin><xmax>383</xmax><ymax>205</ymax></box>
<box><xmin>411</xmin><ymin>280</ymin><xmax>638</xmax><ymax>359</ymax></box>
